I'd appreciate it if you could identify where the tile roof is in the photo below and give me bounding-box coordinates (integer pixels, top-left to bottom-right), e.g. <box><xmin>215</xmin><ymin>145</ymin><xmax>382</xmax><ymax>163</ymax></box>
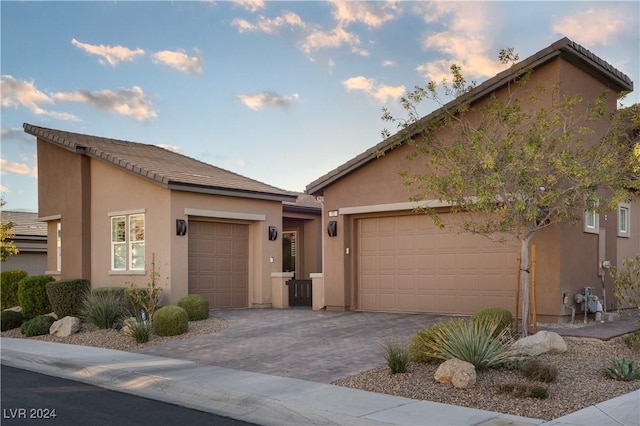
<box><xmin>24</xmin><ymin>124</ymin><xmax>297</xmax><ymax>202</ymax></box>
<box><xmin>284</xmin><ymin>193</ymin><xmax>322</xmax><ymax>213</ymax></box>
<box><xmin>306</xmin><ymin>37</ymin><xmax>634</xmax><ymax>195</ymax></box>
<box><xmin>0</xmin><ymin>211</ymin><xmax>47</xmax><ymax>237</ymax></box>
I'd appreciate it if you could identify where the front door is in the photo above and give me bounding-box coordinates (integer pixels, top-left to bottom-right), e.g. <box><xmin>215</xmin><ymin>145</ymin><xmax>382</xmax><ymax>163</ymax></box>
<box><xmin>283</xmin><ymin>231</ymin><xmax>297</xmax><ymax>278</ymax></box>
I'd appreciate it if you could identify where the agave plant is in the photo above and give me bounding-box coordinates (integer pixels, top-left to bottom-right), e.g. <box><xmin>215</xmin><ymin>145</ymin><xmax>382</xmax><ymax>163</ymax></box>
<box><xmin>603</xmin><ymin>358</ymin><xmax>640</xmax><ymax>381</ymax></box>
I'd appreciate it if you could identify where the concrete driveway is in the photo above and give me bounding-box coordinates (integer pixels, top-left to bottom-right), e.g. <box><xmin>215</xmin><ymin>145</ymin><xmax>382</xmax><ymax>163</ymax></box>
<box><xmin>135</xmin><ymin>309</ymin><xmax>449</xmax><ymax>383</ymax></box>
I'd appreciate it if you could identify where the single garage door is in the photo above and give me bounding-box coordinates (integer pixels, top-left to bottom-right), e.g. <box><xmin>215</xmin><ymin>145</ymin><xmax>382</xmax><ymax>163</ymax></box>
<box><xmin>188</xmin><ymin>221</ymin><xmax>249</xmax><ymax>309</ymax></box>
<box><xmin>357</xmin><ymin>215</ymin><xmax>520</xmax><ymax>314</ymax></box>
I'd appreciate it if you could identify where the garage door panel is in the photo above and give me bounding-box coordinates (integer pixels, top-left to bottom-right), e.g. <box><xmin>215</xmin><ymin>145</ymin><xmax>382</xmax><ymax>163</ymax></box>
<box><xmin>188</xmin><ymin>221</ymin><xmax>248</xmax><ymax>309</ymax></box>
<box><xmin>358</xmin><ymin>215</ymin><xmax>518</xmax><ymax>314</ymax></box>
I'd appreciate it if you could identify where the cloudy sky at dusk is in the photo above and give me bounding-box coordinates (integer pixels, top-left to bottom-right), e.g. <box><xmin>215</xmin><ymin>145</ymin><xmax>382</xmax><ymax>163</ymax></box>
<box><xmin>2</xmin><ymin>1</ymin><xmax>638</xmax><ymax>212</ymax></box>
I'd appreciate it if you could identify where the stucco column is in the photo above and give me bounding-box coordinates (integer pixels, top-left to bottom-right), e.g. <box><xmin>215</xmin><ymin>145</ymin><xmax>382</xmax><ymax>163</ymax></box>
<box><xmin>310</xmin><ymin>273</ymin><xmax>324</xmax><ymax>310</ymax></box>
<box><xmin>271</xmin><ymin>272</ymin><xmax>294</xmax><ymax>309</ymax></box>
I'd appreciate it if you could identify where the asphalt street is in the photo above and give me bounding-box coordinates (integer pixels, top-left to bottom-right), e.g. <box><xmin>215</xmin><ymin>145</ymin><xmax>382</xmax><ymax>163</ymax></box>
<box><xmin>0</xmin><ymin>365</ymin><xmax>256</xmax><ymax>426</ymax></box>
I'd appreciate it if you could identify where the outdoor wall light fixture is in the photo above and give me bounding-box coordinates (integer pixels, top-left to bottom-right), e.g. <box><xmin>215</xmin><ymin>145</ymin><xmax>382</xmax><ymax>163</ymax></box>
<box><xmin>268</xmin><ymin>226</ymin><xmax>278</xmax><ymax>241</ymax></box>
<box><xmin>176</xmin><ymin>219</ymin><xmax>187</xmax><ymax>236</ymax></box>
<box><xmin>327</xmin><ymin>221</ymin><xmax>338</xmax><ymax>237</ymax></box>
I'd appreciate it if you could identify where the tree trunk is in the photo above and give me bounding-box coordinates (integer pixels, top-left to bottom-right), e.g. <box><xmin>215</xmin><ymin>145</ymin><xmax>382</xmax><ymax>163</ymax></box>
<box><xmin>519</xmin><ymin>234</ymin><xmax>534</xmax><ymax>336</ymax></box>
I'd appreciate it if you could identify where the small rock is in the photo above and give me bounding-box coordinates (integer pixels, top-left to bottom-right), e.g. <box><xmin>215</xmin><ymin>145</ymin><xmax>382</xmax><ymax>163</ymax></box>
<box><xmin>4</xmin><ymin>306</ymin><xmax>22</xmax><ymax>313</ymax></box>
<box><xmin>49</xmin><ymin>316</ymin><xmax>81</xmax><ymax>337</ymax></box>
<box><xmin>512</xmin><ymin>330</ymin><xmax>567</xmax><ymax>356</ymax></box>
<box><xmin>435</xmin><ymin>358</ymin><xmax>477</xmax><ymax>389</ymax></box>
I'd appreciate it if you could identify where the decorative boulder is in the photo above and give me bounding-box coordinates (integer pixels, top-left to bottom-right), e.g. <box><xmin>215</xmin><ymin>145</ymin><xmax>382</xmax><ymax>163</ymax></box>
<box><xmin>49</xmin><ymin>316</ymin><xmax>81</xmax><ymax>337</ymax></box>
<box><xmin>512</xmin><ymin>331</ymin><xmax>567</xmax><ymax>356</ymax></box>
<box><xmin>5</xmin><ymin>306</ymin><xmax>22</xmax><ymax>313</ymax></box>
<box><xmin>434</xmin><ymin>359</ymin><xmax>477</xmax><ymax>389</ymax></box>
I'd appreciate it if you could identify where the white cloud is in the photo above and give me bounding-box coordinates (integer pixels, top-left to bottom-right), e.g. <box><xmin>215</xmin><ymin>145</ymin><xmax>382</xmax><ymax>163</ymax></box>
<box><xmin>232</xmin><ymin>0</ymin><xmax>265</xmax><ymax>13</ymax></box>
<box><xmin>552</xmin><ymin>7</ymin><xmax>630</xmax><ymax>47</ymax></box>
<box><xmin>232</xmin><ymin>11</ymin><xmax>306</xmax><ymax>34</ymax></box>
<box><xmin>0</xmin><ymin>75</ymin><xmax>79</xmax><ymax>121</ymax></box>
<box><xmin>157</xmin><ymin>144</ymin><xmax>181</xmax><ymax>153</ymax></box>
<box><xmin>1</xmin><ymin>158</ymin><xmax>37</xmax><ymax>177</ymax></box>
<box><xmin>236</xmin><ymin>92</ymin><xmax>299</xmax><ymax>110</ymax></box>
<box><xmin>71</xmin><ymin>38</ymin><xmax>145</xmax><ymax>66</ymax></box>
<box><xmin>331</xmin><ymin>0</ymin><xmax>401</xmax><ymax>28</ymax></box>
<box><xmin>152</xmin><ymin>48</ymin><xmax>204</xmax><ymax>74</ymax></box>
<box><xmin>413</xmin><ymin>3</ymin><xmax>503</xmax><ymax>82</ymax></box>
<box><xmin>382</xmin><ymin>60</ymin><xmax>395</xmax><ymax>67</ymax></box>
<box><xmin>53</xmin><ymin>86</ymin><xmax>157</xmax><ymax>122</ymax></box>
<box><xmin>300</xmin><ymin>26</ymin><xmax>360</xmax><ymax>55</ymax></box>
<box><xmin>342</xmin><ymin>76</ymin><xmax>405</xmax><ymax>104</ymax></box>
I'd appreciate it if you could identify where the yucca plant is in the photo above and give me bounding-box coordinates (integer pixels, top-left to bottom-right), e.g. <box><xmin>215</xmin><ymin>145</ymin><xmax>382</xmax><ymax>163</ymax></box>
<box><xmin>381</xmin><ymin>340</ymin><xmax>410</xmax><ymax>374</ymax></box>
<box><xmin>603</xmin><ymin>358</ymin><xmax>640</xmax><ymax>381</ymax></box>
<box><xmin>82</xmin><ymin>290</ymin><xmax>121</xmax><ymax>329</ymax></box>
<box><xmin>414</xmin><ymin>317</ymin><xmax>523</xmax><ymax>370</ymax></box>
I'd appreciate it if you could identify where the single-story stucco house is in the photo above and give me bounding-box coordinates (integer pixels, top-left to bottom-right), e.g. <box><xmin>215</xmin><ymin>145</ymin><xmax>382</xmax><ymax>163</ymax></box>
<box><xmin>24</xmin><ymin>123</ymin><xmax>321</xmax><ymax>308</ymax></box>
<box><xmin>306</xmin><ymin>38</ymin><xmax>639</xmax><ymax>322</ymax></box>
<box><xmin>0</xmin><ymin>210</ymin><xmax>47</xmax><ymax>275</ymax></box>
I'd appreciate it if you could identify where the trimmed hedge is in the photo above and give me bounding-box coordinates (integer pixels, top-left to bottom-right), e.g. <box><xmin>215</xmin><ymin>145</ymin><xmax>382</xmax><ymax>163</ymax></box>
<box><xmin>152</xmin><ymin>305</ymin><xmax>188</xmax><ymax>336</ymax></box>
<box><xmin>177</xmin><ymin>294</ymin><xmax>209</xmax><ymax>321</ymax></box>
<box><xmin>21</xmin><ymin>314</ymin><xmax>55</xmax><ymax>337</ymax></box>
<box><xmin>1</xmin><ymin>310</ymin><xmax>23</xmax><ymax>331</ymax></box>
<box><xmin>19</xmin><ymin>275</ymin><xmax>55</xmax><ymax>319</ymax></box>
<box><xmin>1</xmin><ymin>270</ymin><xmax>28</xmax><ymax>310</ymax></box>
<box><xmin>46</xmin><ymin>279</ymin><xmax>91</xmax><ymax>318</ymax></box>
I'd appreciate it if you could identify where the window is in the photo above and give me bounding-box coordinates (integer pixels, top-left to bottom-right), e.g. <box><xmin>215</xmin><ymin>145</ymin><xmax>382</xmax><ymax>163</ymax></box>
<box><xmin>111</xmin><ymin>213</ymin><xmax>145</xmax><ymax>271</ymax></box>
<box><xmin>618</xmin><ymin>203</ymin><xmax>630</xmax><ymax>238</ymax></box>
<box><xmin>56</xmin><ymin>222</ymin><xmax>62</xmax><ymax>272</ymax></box>
<box><xmin>584</xmin><ymin>209</ymin><xmax>599</xmax><ymax>234</ymax></box>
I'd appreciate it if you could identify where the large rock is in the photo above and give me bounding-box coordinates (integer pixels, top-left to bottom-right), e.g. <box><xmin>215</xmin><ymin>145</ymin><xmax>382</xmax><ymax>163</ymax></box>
<box><xmin>49</xmin><ymin>316</ymin><xmax>81</xmax><ymax>337</ymax></box>
<box><xmin>434</xmin><ymin>359</ymin><xmax>477</xmax><ymax>389</ymax></box>
<box><xmin>512</xmin><ymin>331</ymin><xmax>567</xmax><ymax>356</ymax></box>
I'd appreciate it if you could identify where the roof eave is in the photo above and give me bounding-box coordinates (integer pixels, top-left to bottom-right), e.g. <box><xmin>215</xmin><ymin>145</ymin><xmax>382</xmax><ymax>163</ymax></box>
<box><xmin>168</xmin><ymin>182</ymin><xmax>297</xmax><ymax>202</ymax></box>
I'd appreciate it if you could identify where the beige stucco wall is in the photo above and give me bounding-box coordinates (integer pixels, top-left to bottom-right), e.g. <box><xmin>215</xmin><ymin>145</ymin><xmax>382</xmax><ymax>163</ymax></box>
<box><xmin>315</xmin><ymin>55</ymin><xmax>632</xmax><ymax>320</ymax></box>
<box><xmin>170</xmin><ymin>190</ymin><xmax>285</xmax><ymax>307</ymax></box>
<box><xmin>37</xmin><ymin>140</ymin><xmax>91</xmax><ymax>279</ymax></box>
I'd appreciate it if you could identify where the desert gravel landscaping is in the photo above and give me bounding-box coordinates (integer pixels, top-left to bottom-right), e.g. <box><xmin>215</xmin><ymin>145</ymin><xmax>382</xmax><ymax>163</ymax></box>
<box><xmin>2</xmin><ymin>314</ymin><xmax>639</xmax><ymax>421</ymax></box>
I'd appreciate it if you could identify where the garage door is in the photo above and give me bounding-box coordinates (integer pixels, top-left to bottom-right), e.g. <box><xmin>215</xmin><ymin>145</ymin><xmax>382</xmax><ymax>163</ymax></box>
<box><xmin>357</xmin><ymin>215</ymin><xmax>519</xmax><ymax>314</ymax></box>
<box><xmin>188</xmin><ymin>221</ymin><xmax>248</xmax><ymax>309</ymax></box>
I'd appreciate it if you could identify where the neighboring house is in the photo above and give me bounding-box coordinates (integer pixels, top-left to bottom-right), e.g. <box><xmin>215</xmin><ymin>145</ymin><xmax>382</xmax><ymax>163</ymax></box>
<box><xmin>24</xmin><ymin>123</ymin><xmax>321</xmax><ymax>308</ymax></box>
<box><xmin>0</xmin><ymin>211</ymin><xmax>47</xmax><ymax>276</ymax></box>
<box><xmin>306</xmin><ymin>38</ymin><xmax>639</xmax><ymax>321</ymax></box>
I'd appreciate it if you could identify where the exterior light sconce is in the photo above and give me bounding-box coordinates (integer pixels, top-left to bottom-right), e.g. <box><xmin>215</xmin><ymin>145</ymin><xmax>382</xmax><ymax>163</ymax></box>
<box><xmin>327</xmin><ymin>221</ymin><xmax>338</xmax><ymax>237</ymax></box>
<box><xmin>268</xmin><ymin>226</ymin><xmax>278</xmax><ymax>241</ymax></box>
<box><xmin>176</xmin><ymin>219</ymin><xmax>187</xmax><ymax>236</ymax></box>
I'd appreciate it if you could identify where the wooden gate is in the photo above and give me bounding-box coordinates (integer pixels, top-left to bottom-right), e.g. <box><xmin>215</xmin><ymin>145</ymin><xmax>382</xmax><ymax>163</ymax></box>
<box><xmin>288</xmin><ymin>279</ymin><xmax>312</xmax><ymax>307</ymax></box>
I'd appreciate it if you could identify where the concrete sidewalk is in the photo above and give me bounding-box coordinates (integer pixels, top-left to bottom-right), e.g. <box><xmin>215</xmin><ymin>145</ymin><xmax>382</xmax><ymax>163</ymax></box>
<box><xmin>2</xmin><ymin>338</ymin><xmax>639</xmax><ymax>426</ymax></box>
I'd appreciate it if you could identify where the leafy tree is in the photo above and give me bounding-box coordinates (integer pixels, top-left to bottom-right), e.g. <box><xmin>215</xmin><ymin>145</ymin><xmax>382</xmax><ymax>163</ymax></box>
<box><xmin>381</xmin><ymin>49</ymin><xmax>638</xmax><ymax>335</ymax></box>
<box><xmin>0</xmin><ymin>197</ymin><xmax>19</xmax><ymax>262</ymax></box>
<box><xmin>612</xmin><ymin>255</ymin><xmax>640</xmax><ymax>312</ymax></box>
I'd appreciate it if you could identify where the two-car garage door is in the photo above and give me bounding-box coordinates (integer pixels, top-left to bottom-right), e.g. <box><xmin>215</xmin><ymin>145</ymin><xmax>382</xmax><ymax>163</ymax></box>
<box><xmin>188</xmin><ymin>221</ymin><xmax>248</xmax><ymax>309</ymax></box>
<box><xmin>357</xmin><ymin>215</ymin><xmax>520</xmax><ymax>315</ymax></box>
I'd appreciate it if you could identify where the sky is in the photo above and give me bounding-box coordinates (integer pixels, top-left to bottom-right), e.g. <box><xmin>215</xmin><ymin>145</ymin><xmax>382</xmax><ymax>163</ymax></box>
<box><xmin>1</xmin><ymin>1</ymin><xmax>639</xmax><ymax>213</ymax></box>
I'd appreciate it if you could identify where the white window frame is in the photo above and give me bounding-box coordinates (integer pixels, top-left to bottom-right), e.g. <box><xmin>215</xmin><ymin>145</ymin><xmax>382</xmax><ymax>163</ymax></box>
<box><xmin>584</xmin><ymin>209</ymin><xmax>599</xmax><ymax>234</ymax></box>
<box><xmin>109</xmin><ymin>211</ymin><xmax>145</xmax><ymax>272</ymax></box>
<box><xmin>56</xmin><ymin>222</ymin><xmax>62</xmax><ymax>272</ymax></box>
<box><xmin>618</xmin><ymin>202</ymin><xmax>630</xmax><ymax>238</ymax></box>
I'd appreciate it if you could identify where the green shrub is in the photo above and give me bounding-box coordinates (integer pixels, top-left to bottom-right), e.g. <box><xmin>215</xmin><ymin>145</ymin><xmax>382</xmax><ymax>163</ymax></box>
<box><xmin>381</xmin><ymin>340</ymin><xmax>410</xmax><ymax>374</ymax></box>
<box><xmin>93</xmin><ymin>287</ymin><xmax>134</xmax><ymax>315</ymax></box>
<box><xmin>411</xmin><ymin>317</ymin><xmax>522</xmax><ymax>370</ymax></box>
<box><xmin>82</xmin><ymin>290</ymin><xmax>122</xmax><ymax>329</ymax></box>
<box><xmin>519</xmin><ymin>359</ymin><xmax>558</xmax><ymax>383</ymax></box>
<box><xmin>472</xmin><ymin>307</ymin><xmax>514</xmax><ymax>337</ymax></box>
<box><xmin>46</xmin><ymin>279</ymin><xmax>91</xmax><ymax>318</ymax></box>
<box><xmin>1</xmin><ymin>310</ymin><xmax>23</xmax><ymax>331</ymax></box>
<box><xmin>21</xmin><ymin>315</ymin><xmax>55</xmax><ymax>337</ymax></box>
<box><xmin>409</xmin><ymin>321</ymin><xmax>454</xmax><ymax>364</ymax></box>
<box><xmin>177</xmin><ymin>294</ymin><xmax>209</xmax><ymax>321</ymax></box>
<box><xmin>152</xmin><ymin>305</ymin><xmax>188</xmax><ymax>337</ymax></box>
<box><xmin>1</xmin><ymin>270</ymin><xmax>28</xmax><ymax>310</ymax></box>
<box><xmin>18</xmin><ymin>275</ymin><xmax>55</xmax><ymax>319</ymax></box>
<box><xmin>123</xmin><ymin>315</ymin><xmax>152</xmax><ymax>344</ymax></box>
<box><xmin>623</xmin><ymin>331</ymin><xmax>640</xmax><ymax>349</ymax></box>
<box><xmin>603</xmin><ymin>358</ymin><xmax>640</xmax><ymax>381</ymax></box>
